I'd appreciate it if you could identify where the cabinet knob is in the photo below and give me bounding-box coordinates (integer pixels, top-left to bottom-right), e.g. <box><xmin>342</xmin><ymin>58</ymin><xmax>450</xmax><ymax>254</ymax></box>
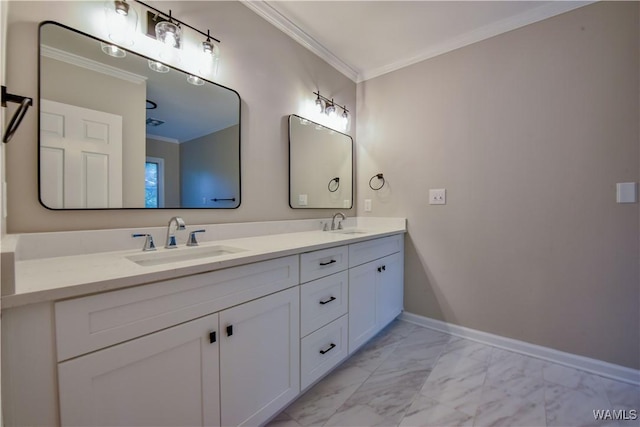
<box><xmin>209</xmin><ymin>331</ymin><xmax>217</xmax><ymax>343</ymax></box>
<box><xmin>226</xmin><ymin>325</ymin><xmax>233</xmax><ymax>337</ymax></box>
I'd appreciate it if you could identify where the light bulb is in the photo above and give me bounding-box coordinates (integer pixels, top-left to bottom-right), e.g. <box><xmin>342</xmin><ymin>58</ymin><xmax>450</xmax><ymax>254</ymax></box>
<box><xmin>315</xmin><ymin>95</ymin><xmax>324</xmax><ymax>114</ymax></box>
<box><xmin>341</xmin><ymin>109</ymin><xmax>349</xmax><ymax>130</ymax></box>
<box><xmin>155</xmin><ymin>21</ymin><xmax>182</xmax><ymax>48</ymax></box>
<box><xmin>326</xmin><ymin>101</ymin><xmax>336</xmax><ymax>118</ymax></box>
<box><xmin>199</xmin><ymin>39</ymin><xmax>220</xmax><ymax>76</ymax></box>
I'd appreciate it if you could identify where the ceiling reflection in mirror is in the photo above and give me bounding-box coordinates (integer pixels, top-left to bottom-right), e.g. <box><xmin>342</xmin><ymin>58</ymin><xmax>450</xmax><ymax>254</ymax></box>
<box><xmin>289</xmin><ymin>115</ymin><xmax>353</xmax><ymax>209</ymax></box>
<box><xmin>38</xmin><ymin>22</ymin><xmax>240</xmax><ymax>209</ymax></box>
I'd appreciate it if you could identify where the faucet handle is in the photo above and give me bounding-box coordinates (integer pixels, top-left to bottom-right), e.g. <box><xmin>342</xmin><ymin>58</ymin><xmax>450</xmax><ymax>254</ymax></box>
<box><xmin>187</xmin><ymin>229</ymin><xmax>206</xmax><ymax>246</ymax></box>
<box><xmin>132</xmin><ymin>233</ymin><xmax>156</xmax><ymax>251</ymax></box>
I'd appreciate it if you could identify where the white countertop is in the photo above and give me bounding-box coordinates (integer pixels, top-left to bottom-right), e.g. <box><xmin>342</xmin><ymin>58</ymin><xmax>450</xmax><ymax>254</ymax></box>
<box><xmin>2</xmin><ymin>218</ymin><xmax>406</xmax><ymax>308</ymax></box>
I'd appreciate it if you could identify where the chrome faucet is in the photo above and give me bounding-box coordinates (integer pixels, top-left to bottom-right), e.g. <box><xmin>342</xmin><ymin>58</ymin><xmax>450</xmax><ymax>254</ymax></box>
<box><xmin>132</xmin><ymin>233</ymin><xmax>156</xmax><ymax>251</ymax></box>
<box><xmin>165</xmin><ymin>217</ymin><xmax>186</xmax><ymax>248</ymax></box>
<box><xmin>331</xmin><ymin>212</ymin><xmax>346</xmax><ymax>230</ymax></box>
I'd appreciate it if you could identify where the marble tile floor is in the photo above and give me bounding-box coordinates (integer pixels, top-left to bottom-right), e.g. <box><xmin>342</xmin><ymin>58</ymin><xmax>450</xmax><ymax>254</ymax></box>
<box><xmin>268</xmin><ymin>320</ymin><xmax>639</xmax><ymax>427</ymax></box>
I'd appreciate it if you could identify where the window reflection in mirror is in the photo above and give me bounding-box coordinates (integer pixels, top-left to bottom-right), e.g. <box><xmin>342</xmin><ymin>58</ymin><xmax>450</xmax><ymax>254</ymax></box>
<box><xmin>289</xmin><ymin>114</ymin><xmax>353</xmax><ymax>209</ymax></box>
<box><xmin>38</xmin><ymin>22</ymin><xmax>241</xmax><ymax>209</ymax></box>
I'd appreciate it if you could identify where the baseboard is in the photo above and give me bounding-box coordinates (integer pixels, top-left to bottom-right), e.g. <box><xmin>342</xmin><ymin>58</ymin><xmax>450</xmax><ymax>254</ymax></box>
<box><xmin>399</xmin><ymin>312</ymin><xmax>640</xmax><ymax>386</ymax></box>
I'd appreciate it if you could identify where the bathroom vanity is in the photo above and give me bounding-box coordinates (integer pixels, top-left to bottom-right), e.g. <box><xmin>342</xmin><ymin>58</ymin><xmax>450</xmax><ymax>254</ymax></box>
<box><xmin>1</xmin><ymin>218</ymin><xmax>405</xmax><ymax>426</ymax></box>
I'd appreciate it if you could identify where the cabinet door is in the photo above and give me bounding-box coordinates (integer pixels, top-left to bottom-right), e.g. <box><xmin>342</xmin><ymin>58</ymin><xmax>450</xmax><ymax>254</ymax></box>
<box><xmin>348</xmin><ymin>262</ymin><xmax>378</xmax><ymax>353</ymax></box>
<box><xmin>58</xmin><ymin>313</ymin><xmax>220</xmax><ymax>427</ymax></box>
<box><xmin>375</xmin><ymin>252</ymin><xmax>404</xmax><ymax>329</ymax></box>
<box><xmin>219</xmin><ymin>287</ymin><xmax>300</xmax><ymax>427</ymax></box>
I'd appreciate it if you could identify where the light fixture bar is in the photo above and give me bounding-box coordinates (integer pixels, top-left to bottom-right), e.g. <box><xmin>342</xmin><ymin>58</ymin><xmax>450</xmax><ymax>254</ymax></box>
<box><xmin>313</xmin><ymin>91</ymin><xmax>349</xmax><ymax>115</ymax></box>
<box><xmin>134</xmin><ymin>0</ymin><xmax>221</xmax><ymax>43</ymax></box>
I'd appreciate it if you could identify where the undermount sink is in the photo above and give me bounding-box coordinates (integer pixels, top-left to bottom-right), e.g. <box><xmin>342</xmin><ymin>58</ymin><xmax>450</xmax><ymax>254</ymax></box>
<box><xmin>332</xmin><ymin>229</ymin><xmax>369</xmax><ymax>235</ymax></box>
<box><xmin>127</xmin><ymin>245</ymin><xmax>247</xmax><ymax>267</ymax></box>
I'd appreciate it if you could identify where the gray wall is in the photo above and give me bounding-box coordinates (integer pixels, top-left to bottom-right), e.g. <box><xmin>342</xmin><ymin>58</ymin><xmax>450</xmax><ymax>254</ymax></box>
<box><xmin>146</xmin><ymin>138</ymin><xmax>180</xmax><ymax>208</ymax></box>
<box><xmin>5</xmin><ymin>0</ymin><xmax>355</xmax><ymax>232</ymax></box>
<box><xmin>357</xmin><ymin>1</ymin><xmax>639</xmax><ymax>369</ymax></box>
<box><xmin>180</xmin><ymin>125</ymin><xmax>240</xmax><ymax>208</ymax></box>
<box><xmin>40</xmin><ymin>57</ymin><xmax>146</xmax><ymax>207</ymax></box>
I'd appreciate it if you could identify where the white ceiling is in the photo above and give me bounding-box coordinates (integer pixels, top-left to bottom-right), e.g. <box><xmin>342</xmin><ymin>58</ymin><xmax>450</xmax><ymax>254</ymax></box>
<box><xmin>244</xmin><ymin>1</ymin><xmax>593</xmax><ymax>82</ymax></box>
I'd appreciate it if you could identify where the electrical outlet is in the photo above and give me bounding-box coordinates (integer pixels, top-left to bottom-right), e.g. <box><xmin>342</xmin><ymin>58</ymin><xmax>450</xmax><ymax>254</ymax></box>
<box><xmin>364</xmin><ymin>199</ymin><xmax>372</xmax><ymax>212</ymax></box>
<box><xmin>429</xmin><ymin>189</ymin><xmax>446</xmax><ymax>205</ymax></box>
<box><xmin>298</xmin><ymin>194</ymin><xmax>308</xmax><ymax>206</ymax></box>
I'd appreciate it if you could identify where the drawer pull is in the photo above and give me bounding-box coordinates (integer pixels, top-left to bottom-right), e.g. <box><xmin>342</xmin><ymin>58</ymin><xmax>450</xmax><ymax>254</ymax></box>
<box><xmin>209</xmin><ymin>331</ymin><xmax>217</xmax><ymax>343</ymax></box>
<box><xmin>319</xmin><ymin>296</ymin><xmax>337</xmax><ymax>305</ymax></box>
<box><xmin>319</xmin><ymin>343</ymin><xmax>336</xmax><ymax>355</ymax></box>
<box><xmin>226</xmin><ymin>325</ymin><xmax>233</xmax><ymax>337</ymax></box>
<box><xmin>319</xmin><ymin>259</ymin><xmax>337</xmax><ymax>266</ymax></box>
<box><xmin>378</xmin><ymin>265</ymin><xmax>387</xmax><ymax>273</ymax></box>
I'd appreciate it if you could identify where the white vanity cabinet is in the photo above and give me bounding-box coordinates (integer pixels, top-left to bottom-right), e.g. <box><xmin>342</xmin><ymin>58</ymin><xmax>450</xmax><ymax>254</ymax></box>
<box><xmin>348</xmin><ymin>235</ymin><xmax>404</xmax><ymax>353</ymax></box>
<box><xmin>54</xmin><ymin>256</ymin><xmax>300</xmax><ymax>427</ymax></box>
<box><xmin>58</xmin><ymin>313</ymin><xmax>221</xmax><ymax>427</ymax></box>
<box><xmin>219</xmin><ymin>286</ymin><xmax>299</xmax><ymax>427</ymax></box>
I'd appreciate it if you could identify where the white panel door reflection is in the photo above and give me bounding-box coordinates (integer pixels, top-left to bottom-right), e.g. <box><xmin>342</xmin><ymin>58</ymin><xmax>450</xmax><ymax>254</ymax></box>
<box><xmin>40</xmin><ymin>99</ymin><xmax>123</xmax><ymax>208</ymax></box>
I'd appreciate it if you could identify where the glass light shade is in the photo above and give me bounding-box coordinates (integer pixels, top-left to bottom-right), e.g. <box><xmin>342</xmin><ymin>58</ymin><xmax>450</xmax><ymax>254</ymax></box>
<box><xmin>155</xmin><ymin>21</ymin><xmax>182</xmax><ymax>48</ymax></box>
<box><xmin>325</xmin><ymin>102</ymin><xmax>336</xmax><ymax>118</ymax></box>
<box><xmin>187</xmin><ymin>75</ymin><xmax>205</xmax><ymax>86</ymax></box>
<box><xmin>104</xmin><ymin>0</ymin><xmax>137</xmax><ymax>46</ymax></box>
<box><xmin>341</xmin><ymin>110</ymin><xmax>350</xmax><ymax>132</ymax></box>
<box><xmin>100</xmin><ymin>42</ymin><xmax>126</xmax><ymax>58</ymax></box>
<box><xmin>148</xmin><ymin>60</ymin><xmax>170</xmax><ymax>73</ymax></box>
<box><xmin>198</xmin><ymin>40</ymin><xmax>220</xmax><ymax>76</ymax></box>
<box><xmin>314</xmin><ymin>97</ymin><xmax>324</xmax><ymax>114</ymax></box>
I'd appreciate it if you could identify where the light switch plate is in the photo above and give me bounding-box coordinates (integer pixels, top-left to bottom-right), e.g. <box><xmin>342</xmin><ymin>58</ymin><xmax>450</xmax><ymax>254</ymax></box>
<box><xmin>429</xmin><ymin>189</ymin><xmax>446</xmax><ymax>205</ymax></box>
<box><xmin>364</xmin><ymin>199</ymin><xmax>372</xmax><ymax>212</ymax></box>
<box><xmin>617</xmin><ymin>182</ymin><xmax>638</xmax><ymax>203</ymax></box>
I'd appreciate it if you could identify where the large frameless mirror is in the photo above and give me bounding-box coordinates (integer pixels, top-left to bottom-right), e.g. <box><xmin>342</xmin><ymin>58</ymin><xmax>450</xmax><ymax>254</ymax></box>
<box><xmin>38</xmin><ymin>22</ymin><xmax>241</xmax><ymax>209</ymax></box>
<box><xmin>289</xmin><ymin>114</ymin><xmax>353</xmax><ymax>209</ymax></box>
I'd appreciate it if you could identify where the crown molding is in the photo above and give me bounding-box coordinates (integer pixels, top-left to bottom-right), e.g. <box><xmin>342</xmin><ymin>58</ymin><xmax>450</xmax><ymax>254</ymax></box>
<box><xmin>146</xmin><ymin>133</ymin><xmax>181</xmax><ymax>144</ymax></box>
<box><xmin>41</xmin><ymin>45</ymin><xmax>147</xmax><ymax>85</ymax></box>
<box><xmin>240</xmin><ymin>0</ymin><xmax>360</xmax><ymax>82</ymax></box>
<box><xmin>359</xmin><ymin>1</ymin><xmax>595</xmax><ymax>82</ymax></box>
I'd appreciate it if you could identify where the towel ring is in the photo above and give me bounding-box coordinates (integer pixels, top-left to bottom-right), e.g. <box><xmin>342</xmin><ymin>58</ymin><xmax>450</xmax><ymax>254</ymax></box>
<box><xmin>2</xmin><ymin>86</ymin><xmax>33</xmax><ymax>144</ymax></box>
<box><xmin>369</xmin><ymin>173</ymin><xmax>385</xmax><ymax>191</ymax></box>
<box><xmin>328</xmin><ymin>177</ymin><xmax>340</xmax><ymax>192</ymax></box>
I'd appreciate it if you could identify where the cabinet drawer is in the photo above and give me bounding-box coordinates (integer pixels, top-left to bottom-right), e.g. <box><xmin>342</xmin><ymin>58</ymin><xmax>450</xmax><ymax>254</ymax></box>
<box><xmin>300</xmin><ymin>314</ymin><xmax>348</xmax><ymax>391</ymax></box>
<box><xmin>349</xmin><ymin>234</ymin><xmax>403</xmax><ymax>268</ymax></box>
<box><xmin>55</xmin><ymin>255</ymin><xmax>299</xmax><ymax>361</ymax></box>
<box><xmin>300</xmin><ymin>245</ymin><xmax>348</xmax><ymax>283</ymax></box>
<box><xmin>300</xmin><ymin>271</ymin><xmax>348</xmax><ymax>337</ymax></box>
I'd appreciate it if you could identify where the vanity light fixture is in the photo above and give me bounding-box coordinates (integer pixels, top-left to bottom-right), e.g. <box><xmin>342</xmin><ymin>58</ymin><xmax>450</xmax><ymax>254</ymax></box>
<box><xmin>312</xmin><ymin>91</ymin><xmax>350</xmax><ymax>132</ymax></box>
<box><xmin>135</xmin><ymin>1</ymin><xmax>221</xmax><ymax>72</ymax></box>
<box><xmin>100</xmin><ymin>42</ymin><xmax>126</xmax><ymax>58</ymax></box>
<box><xmin>148</xmin><ymin>59</ymin><xmax>169</xmax><ymax>73</ymax></box>
<box><xmin>104</xmin><ymin>0</ymin><xmax>138</xmax><ymax>46</ymax></box>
